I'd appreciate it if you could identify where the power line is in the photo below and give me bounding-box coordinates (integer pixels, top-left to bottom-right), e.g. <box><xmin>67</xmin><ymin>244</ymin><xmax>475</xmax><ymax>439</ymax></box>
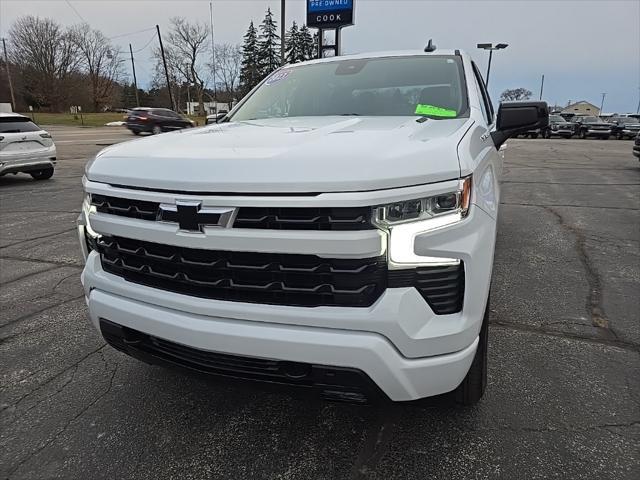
<box><xmin>65</xmin><ymin>0</ymin><xmax>86</xmax><ymax>23</ymax></box>
<box><xmin>108</xmin><ymin>26</ymin><xmax>156</xmax><ymax>41</ymax></box>
<box><xmin>132</xmin><ymin>31</ymin><xmax>157</xmax><ymax>54</ymax></box>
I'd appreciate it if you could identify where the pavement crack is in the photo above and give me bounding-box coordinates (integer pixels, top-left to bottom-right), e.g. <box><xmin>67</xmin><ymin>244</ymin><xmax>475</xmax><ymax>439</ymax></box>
<box><xmin>490</xmin><ymin>321</ymin><xmax>639</xmax><ymax>353</ymax></box>
<box><xmin>0</xmin><ymin>228</ymin><xmax>76</xmax><ymax>250</ymax></box>
<box><xmin>0</xmin><ymin>344</ymin><xmax>107</xmax><ymax>405</ymax></box>
<box><xmin>0</xmin><ymin>264</ymin><xmax>65</xmax><ymax>286</ymax></box>
<box><xmin>543</xmin><ymin>206</ymin><xmax>616</xmax><ymax>338</ymax></box>
<box><xmin>501</xmin><ymin>202</ymin><xmax>639</xmax><ymax>211</ymax></box>
<box><xmin>0</xmin><ymin>294</ymin><xmax>85</xmax><ymax>333</ymax></box>
<box><xmin>0</xmin><ymin>255</ymin><xmax>82</xmax><ymax>268</ymax></box>
<box><xmin>5</xmin><ymin>355</ymin><xmax>117</xmax><ymax>478</ymax></box>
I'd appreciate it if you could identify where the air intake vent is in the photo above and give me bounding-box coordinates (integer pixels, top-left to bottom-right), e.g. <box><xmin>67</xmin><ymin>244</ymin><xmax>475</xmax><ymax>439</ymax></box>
<box><xmin>388</xmin><ymin>263</ymin><xmax>464</xmax><ymax>314</ymax></box>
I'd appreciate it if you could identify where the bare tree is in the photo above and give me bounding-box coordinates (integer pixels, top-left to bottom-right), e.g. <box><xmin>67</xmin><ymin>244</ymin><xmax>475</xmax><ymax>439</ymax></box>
<box><xmin>153</xmin><ymin>18</ymin><xmax>209</xmax><ymax>115</ymax></box>
<box><xmin>211</xmin><ymin>43</ymin><xmax>242</xmax><ymax>103</ymax></box>
<box><xmin>500</xmin><ymin>88</ymin><xmax>533</xmax><ymax>102</ymax></box>
<box><xmin>8</xmin><ymin>16</ymin><xmax>80</xmax><ymax>111</ymax></box>
<box><xmin>71</xmin><ymin>23</ymin><xmax>124</xmax><ymax>111</ymax></box>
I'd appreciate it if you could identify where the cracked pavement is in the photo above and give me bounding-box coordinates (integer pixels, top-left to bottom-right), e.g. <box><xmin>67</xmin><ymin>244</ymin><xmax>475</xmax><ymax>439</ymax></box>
<box><xmin>1</xmin><ymin>128</ymin><xmax>639</xmax><ymax>479</ymax></box>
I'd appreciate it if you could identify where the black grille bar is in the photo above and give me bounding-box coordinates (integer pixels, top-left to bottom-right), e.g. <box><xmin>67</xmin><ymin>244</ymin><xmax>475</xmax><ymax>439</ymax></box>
<box><xmin>98</xmin><ymin>236</ymin><xmax>386</xmax><ymax>307</ymax></box>
<box><xmin>234</xmin><ymin>207</ymin><xmax>373</xmax><ymax>230</ymax></box>
<box><xmin>91</xmin><ymin>194</ymin><xmax>374</xmax><ymax>231</ymax></box>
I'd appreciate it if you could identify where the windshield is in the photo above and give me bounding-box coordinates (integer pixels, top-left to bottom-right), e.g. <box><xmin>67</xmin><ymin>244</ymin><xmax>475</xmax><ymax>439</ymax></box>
<box><xmin>617</xmin><ymin>118</ymin><xmax>636</xmax><ymax>124</ymax></box>
<box><xmin>550</xmin><ymin>115</ymin><xmax>565</xmax><ymax>122</ymax></box>
<box><xmin>582</xmin><ymin>116</ymin><xmax>600</xmax><ymax>123</ymax></box>
<box><xmin>231</xmin><ymin>55</ymin><xmax>468</xmax><ymax>121</ymax></box>
<box><xmin>0</xmin><ymin>117</ymin><xmax>42</xmax><ymax>133</ymax></box>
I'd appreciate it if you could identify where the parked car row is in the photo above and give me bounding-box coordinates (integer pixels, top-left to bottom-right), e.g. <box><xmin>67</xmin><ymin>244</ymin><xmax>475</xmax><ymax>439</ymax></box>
<box><xmin>518</xmin><ymin>114</ymin><xmax>640</xmax><ymax>140</ymax></box>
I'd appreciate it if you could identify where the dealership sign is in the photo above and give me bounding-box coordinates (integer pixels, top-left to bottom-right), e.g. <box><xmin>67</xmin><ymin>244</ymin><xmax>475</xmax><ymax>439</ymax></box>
<box><xmin>307</xmin><ymin>0</ymin><xmax>354</xmax><ymax>28</ymax></box>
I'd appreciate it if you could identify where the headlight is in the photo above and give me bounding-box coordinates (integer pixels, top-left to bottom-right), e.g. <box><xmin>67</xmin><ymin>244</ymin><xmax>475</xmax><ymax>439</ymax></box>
<box><xmin>82</xmin><ymin>193</ymin><xmax>100</xmax><ymax>242</ymax></box>
<box><xmin>375</xmin><ymin>176</ymin><xmax>471</xmax><ymax>226</ymax></box>
<box><xmin>376</xmin><ymin>177</ymin><xmax>472</xmax><ymax>268</ymax></box>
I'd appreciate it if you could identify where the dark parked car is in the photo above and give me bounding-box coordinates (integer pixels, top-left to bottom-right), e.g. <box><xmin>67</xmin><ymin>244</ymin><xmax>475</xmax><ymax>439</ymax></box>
<box><xmin>125</xmin><ymin>107</ymin><xmax>195</xmax><ymax>135</ymax></box>
<box><xmin>573</xmin><ymin>115</ymin><xmax>613</xmax><ymax>139</ymax></box>
<box><xmin>610</xmin><ymin>117</ymin><xmax>640</xmax><ymax>140</ymax></box>
<box><xmin>633</xmin><ymin>133</ymin><xmax>640</xmax><ymax>159</ymax></box>
<box><xmin>542</xmin><ymin>114</ymin><xmax>575</xmax><ymax>138</ymax></box>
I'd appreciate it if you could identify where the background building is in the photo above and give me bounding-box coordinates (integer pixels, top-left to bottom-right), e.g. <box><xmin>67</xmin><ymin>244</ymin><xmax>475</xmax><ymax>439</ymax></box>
<box><xmin>561</xmin><ymin>101</ymin><xmax>600</xmax><ymax>116</ymax></box>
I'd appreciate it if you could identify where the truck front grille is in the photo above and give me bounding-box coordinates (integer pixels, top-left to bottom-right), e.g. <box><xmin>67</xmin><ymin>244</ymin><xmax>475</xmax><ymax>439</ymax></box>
<box><xmin>97</xmin><ymin>236</ymin><xmax>386</xmax><ymax>307</ymax></box>
<box><xmin>91</xmin><ymin>194</ymin><xmax>374</xmax><ymax>230</ymax></box>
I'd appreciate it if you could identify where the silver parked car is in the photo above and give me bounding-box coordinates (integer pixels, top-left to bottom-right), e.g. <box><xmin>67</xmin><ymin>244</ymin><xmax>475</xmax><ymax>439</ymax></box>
<box><xmin>0</xmin><ymin>113</ymin><xmax>57</xmax><ymax>180</ymax></box>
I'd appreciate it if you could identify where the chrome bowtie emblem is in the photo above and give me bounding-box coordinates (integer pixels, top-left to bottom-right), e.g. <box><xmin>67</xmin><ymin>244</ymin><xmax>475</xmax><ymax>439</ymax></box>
<box><xmin>158</xmin><ymin>201</ymin><xmax>235</xmax><ymax>232</ymax></box>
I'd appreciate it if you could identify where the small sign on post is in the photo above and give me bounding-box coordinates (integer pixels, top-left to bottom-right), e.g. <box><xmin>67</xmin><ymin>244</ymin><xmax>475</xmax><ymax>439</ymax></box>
<box><xmin>307</xmin><ymin>0</ymin><xmax>354</xmax><ymax>29</ymax></box>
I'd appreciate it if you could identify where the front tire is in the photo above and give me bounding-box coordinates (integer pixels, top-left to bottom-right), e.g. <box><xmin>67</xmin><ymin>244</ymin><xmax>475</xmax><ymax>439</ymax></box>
<box><xmin>454</xmin><ymin>298</ymin><xmax>489</xmax><ymax>405</ymax></box>
<box><xmin>580</xmin><ymin>129</ymin><xmax>587</xmax><ymax>139</ymax></box>
<box><xmin>530</xmin><ymin>133</ymin><xmax>539</xmax><ymax>139</ymax></box>
<box><xmin>152</xmin><ymin>125</ymin><xmax>162</xmax><ymax>135</ymax></box>
<box><xmin>30</xmin><ymin>167</ymin><xmax>54</xmax><ymax>180</ymax></box>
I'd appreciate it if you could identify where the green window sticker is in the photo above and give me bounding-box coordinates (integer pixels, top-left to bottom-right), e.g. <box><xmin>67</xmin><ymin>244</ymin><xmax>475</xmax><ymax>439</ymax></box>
<box><xmin>415</xmin><ymin>104</ymin><xmax>457</xmax><ymax>118</ymax></box>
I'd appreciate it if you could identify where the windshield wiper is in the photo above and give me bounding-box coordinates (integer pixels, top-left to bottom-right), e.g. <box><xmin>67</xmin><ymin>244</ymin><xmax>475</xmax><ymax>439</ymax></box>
<box><xmin>338</xmin><ymin>113</ymin><xmax>361</xmax><ymax>116</ymax></box>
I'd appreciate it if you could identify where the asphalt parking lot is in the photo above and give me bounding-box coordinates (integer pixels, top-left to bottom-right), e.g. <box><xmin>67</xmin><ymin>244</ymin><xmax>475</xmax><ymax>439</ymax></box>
<box><xmin>1</xmin><ymin>126</ymin><xmax>639</xmax><ymax>479</ymax></box>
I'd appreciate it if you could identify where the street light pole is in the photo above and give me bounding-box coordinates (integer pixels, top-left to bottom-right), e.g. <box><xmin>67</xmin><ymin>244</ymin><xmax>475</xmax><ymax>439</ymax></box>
<box><xmin>477</xmin><ymin>43</ymin><xmax>508</xmax><ymax>87</ymax></box>
<box><xmin>599</xmin><ymin>93</ymin><xmax>606</xmax><ymax>114</ymax></box>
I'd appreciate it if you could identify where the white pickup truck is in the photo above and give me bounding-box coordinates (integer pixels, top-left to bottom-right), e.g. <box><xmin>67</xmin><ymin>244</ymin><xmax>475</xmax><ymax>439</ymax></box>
<box><xmin>79</xmin><ymin>48</ymin><xmax>547</xmax><ymax>404</ymax></box>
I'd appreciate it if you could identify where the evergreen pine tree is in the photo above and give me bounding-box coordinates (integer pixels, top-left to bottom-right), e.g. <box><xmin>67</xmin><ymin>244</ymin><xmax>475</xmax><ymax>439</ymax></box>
<box><xmin>285</xmin><ymin>22</ymin><xmax>300</xmax><ymax>64</ymax></box>
<box><xmin>299</xmin><ymin>24</ymin><xmax>315</xmax><ymax>61</ymax></box>
<box><xmin>239</xmin><ymin>21</ymin><xmax>260</xmax><ymax>96</ymax></box>
<box><xmin>312</xmin><ymin>31</ymin><xmax>319</xmax><ymax>60</ymax></box>
<box><xmin>257</xmin><ymin>8</ymin><xmax>281</xmax><ymax>77</ymax></box>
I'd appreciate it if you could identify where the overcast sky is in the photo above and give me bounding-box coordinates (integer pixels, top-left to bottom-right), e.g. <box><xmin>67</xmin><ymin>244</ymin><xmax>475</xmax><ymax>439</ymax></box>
<box><xmin>1</xmin><ymin>0</ymin><xmax>638</xmax><ymax>112</ymax></box>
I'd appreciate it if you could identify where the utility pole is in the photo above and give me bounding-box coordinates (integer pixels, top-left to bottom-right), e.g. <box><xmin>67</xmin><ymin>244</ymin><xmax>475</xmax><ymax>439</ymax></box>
<box><xmin>156</xmin><ymin>25</ymin><xmax>175</xmax><ymax>110</ymax></box>
<box><xmin>2</xmin><ymin>38</ymin><xmax>16</xmax><ymax>111</ymax></box>
<box><xmin>280</xmin><ymin>0</ymin><xmax>286</xmax><ymax>64</ymax></box>
<box><xmin>129</xmin><ymin>44</ymin><xmax>140</xmax><ymax>107</ymax></box>
<box><xmin>539</xmin><ymin>74</ymin><xmax>545</xmax><ymax>100</ymax></box>
<box><xmin>209</xmin><ymin>1</ymin><xmax>217</xmax><ymax>112</ymax></box>
<box><xmin>600</xmin><ymin>92</ymin><xmax>606</xmax><ymax>114</ymax></box>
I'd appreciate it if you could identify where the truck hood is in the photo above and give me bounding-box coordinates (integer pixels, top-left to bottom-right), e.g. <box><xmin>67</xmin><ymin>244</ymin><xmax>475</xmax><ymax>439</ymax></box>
<box><xmin>88</xmin><ymin>116</ymin><xmax>471</xmax><ymax>193</ymax></box>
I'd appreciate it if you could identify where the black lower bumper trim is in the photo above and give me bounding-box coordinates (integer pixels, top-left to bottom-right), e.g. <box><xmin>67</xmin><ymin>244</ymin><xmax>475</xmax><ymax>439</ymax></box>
<box><xmin>99</xmin><ymin>319</ymin><xmax>387</xmax><ymax>404</ymax></box>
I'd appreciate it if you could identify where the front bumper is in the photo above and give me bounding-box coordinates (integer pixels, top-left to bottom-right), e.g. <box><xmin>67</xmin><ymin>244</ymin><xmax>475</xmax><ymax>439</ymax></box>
<box><xmin>0</xmin><ymin>147</ymin><xmax>57</xmax><ymax>176</ymax></box>
<box><xmin>585</xmin><ymin>129</ymin><xmax>612</xmax><ymax>137</ymax></box>
<box><xmin>549</xmin><ymin>128</ymin><xmax>573</xmax><ymax>136</ymax></box>
<box><xmin>87</xmin><ymin>287</ymin><xmax>478</xmax><ymax>401</ymax></box>
<box><xmin>78</xmin><ymin>192</ymin><xmax>496</xmax><ymax>401</ymax></box>
<box><xmin>621</xmin><ymin>129</ymin><xmax>640</xmax><ymax>137</ymax></box>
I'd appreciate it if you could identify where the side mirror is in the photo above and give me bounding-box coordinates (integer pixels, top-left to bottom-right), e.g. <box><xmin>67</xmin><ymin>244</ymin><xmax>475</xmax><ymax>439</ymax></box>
<box><xmin>491</xmin><ymin>101</ymin><xmax>549</xmax><ymax>148</ymax></box>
